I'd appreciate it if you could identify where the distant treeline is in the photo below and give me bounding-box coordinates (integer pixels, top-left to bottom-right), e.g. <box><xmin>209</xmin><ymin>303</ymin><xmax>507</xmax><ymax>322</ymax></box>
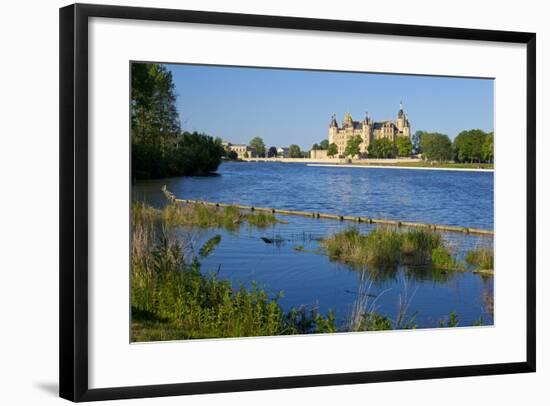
<box><xmin>311</xmin><ymin>128</ymin><xmax>494</xmax><ymax>163</ymax></box>
<box><xmin>131</xmin><ymin>63</ymin><xmax>224</xmax><ymax>179</ymax></box>
<box><xmin>414</xmin><ymin>130</ymin><xmax>494</xmax><ymax>163</ymax></box>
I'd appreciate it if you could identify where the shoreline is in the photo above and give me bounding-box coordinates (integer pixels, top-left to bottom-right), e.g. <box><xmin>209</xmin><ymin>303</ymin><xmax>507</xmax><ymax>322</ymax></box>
<box><xmin>306</xmin><ymin>163</ymin><xmax>494</xmax><ymax>173</ymax></box>
<box><xmin>238</xmin><ymin>158</ymin><xmax>493</xmax><ymax>172</ymax></box>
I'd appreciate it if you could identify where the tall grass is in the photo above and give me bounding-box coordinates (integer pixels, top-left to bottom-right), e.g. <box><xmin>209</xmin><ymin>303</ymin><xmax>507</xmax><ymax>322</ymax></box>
<box><xmin>131</xmin><ymin>202</ymin><xmax>335</xmax><ymax>341</ymax></box>
<box><xmin>466</xmin><ymin>247</ymin><xmax>494</xmax><ymax>273</ymax></box>
<box><xmin>321</xmin><ymin>226</ymin><xmax>456</xmax><ymax>269</ymax></box>
<box><xmin>132</xmin><ymin>203</ymin><xmax>489</xmax><ymax>340</ymax></box>
<box><xmin>134</xmin><ymin>201</ymin><xmax>280</xmax><ymax>231</ymax></box>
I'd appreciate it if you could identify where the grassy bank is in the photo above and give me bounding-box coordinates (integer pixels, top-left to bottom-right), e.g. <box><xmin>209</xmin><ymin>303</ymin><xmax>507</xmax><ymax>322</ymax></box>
<box><xmin>134</xmin><ymin>200</ymin><xmax>281</xmax><ymax>231</ymax></box>
<box><xmin>132</xmin><ymin>201</ymin><xmax>335</xmax><ymax>341</ymax></box>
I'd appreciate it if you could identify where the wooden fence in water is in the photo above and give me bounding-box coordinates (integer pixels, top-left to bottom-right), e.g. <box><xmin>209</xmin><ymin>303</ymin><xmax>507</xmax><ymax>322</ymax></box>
<box><xmin>161</xmin><ymin>186</ymin><xmax>493</xmax><ymax>236</ymax></box>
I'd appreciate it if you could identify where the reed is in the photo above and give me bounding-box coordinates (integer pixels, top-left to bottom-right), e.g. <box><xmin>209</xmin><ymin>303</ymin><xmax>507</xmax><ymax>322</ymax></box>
<box><xmin>466</xmin><ymin>247</ymin><xmax>494</xmax><ymax>273</ymax></box>
<box><xmin>133</xmin><ymin>201</ymin><xmax>280</xmax><ymax>231</ymax></box>
<box><xmin>321</xmin><ymin>226</ymin><xmax>457</xmax><ymax>269</ymax></box>
<box><xmin>131</xmin><ymin>201</ymin><xmax>335</xmax><ymax>341</ymax></box>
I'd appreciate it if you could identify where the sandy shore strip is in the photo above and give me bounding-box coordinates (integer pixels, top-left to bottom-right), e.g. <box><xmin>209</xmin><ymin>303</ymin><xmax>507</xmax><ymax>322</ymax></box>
<box><xmin>307</xmin><ymin>164</ymin><xmax>494</xmax><ymax>173</ymax></box>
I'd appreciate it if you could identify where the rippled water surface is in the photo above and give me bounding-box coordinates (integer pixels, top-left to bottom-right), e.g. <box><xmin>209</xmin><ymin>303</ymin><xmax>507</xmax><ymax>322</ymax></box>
<box><xmin>134</xmin><ymin>162</ymin><xmax>494</xmax><ymax>328</ymax></box>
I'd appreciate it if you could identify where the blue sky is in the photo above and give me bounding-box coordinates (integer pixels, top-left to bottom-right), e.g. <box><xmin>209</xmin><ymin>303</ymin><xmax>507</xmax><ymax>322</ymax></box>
<box><xmin>167</xmin><ymin>63</ymin><xmax>494</xmax><ymax>150</ymax></box>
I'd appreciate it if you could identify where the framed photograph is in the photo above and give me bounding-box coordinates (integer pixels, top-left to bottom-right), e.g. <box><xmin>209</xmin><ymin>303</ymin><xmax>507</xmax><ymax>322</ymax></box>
<box><xmin>59</xmin><ymin>3</ymin><xmax>536</xmax><ymax>402</ymax></box>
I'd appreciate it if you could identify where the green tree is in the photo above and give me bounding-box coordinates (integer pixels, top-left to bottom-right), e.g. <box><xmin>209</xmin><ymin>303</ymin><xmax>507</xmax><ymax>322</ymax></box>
<box><xmin>243</xmin><ymin>151</ymin><xmax>249</xmax><ymax>158</ymax></box>
<box><xmin>420</xmin><ymin>132</ymin><xmax>453</xmax><ymax>162</ymax></box>
<box><xmin>344</xmin><ymin>135</ymin><xmax>363</xmax><ymax>157</ymax></box>
<box><xmin>267</xmin><ymin>146</ymin><xmax>278</xmax><ymax>158</ymax></box>
<box><xmin>368</xmin><ymin>138</ymin><xmax>395</xmax><ymax>158</ymax></box>
<box><xmin>131</xmin><ymin>63</ymin><xmax>225</xmax><ymax>179</ymax></box>
<box><xmin>482</xmin><ymin>132</ymin><xmax>494</xmax><ymax>163</ymax></box>
<box><xmin>453</xmin><ymin>129</ymin><xmax>488</xmax><ymax>163</ymax></box>
<box><xmin>249</xmin><ymin>137</ymin><xmax>266</xmax><ymax>157</ymax></box>
<box><xmin>312</xmin><ymin>139</ymin><xmax>328</xmax><ymax>150</ymax></box>
<box><xmin>327</xmin><ymin>143</ymin><xmax>338</xmax><ymax>157</ymax></box>
<box><xmin>395</xmin><ymin>136</ymin><xmax>413</xmax><ymax>157</ymax></box>
<box><xmin>289</xmin><ymin>144</ymin><xmax>302</xmax><ymax>158</ymax></box>
<box><xmin>131</xmin><ymin>63</ymin><xmax>182</xmax><ymax>179</ymax></box>
<box><xmin>227</xmin><ymin>150</ymin><xmax>238</xmax><ymax>160</ymax></box>
<box><xmin>167</xmin><ymin>132</ymin><xmax>225</xmax><ymax>176</ymax></box>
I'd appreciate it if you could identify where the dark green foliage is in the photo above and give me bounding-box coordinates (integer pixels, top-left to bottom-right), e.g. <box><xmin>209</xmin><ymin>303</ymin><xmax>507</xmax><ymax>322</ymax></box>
<box><xmin>249</xmin><ymin>136</ymin><xmax>266</xmax><ymax>157</ymax></box>
<box><xmin>395</xmin><ymin>136</ymin><xmax>413</xmax><ymax>157</ymax></box>
<box><xmin>419</xmin><ymin>132</ymin><xmax>453</xmax><ymax>161</ymax></box>
<box><xmin>327</xmin><ymin>142</ymin><xmax>338</xmax><ymax>157</ymax></box>
<box><xmin>453</xmin><ymin>129</ymin><xmax>492</xmax><ymax>163</ymax></box>
<box><xmin>199</xmin><ymin>235</ymin><xmax>222</xmax><ymax>257</ymax></box>
<box><xmin>312</xmin><ymin>139</ymin><xmax>329</xmax><ymax>150</ymax></box>
<box><xmin>414</xmin><ymin>129</ymin><xmax>494</xmax><ymax>164</ymax></box>
<box><xmin>438</xmin><ymin>311</ymin><xmax>459</xmax><ymax>328</ymax></box>
<box><xmin>267</xmin><ymin>146</ymin><xmax>278</xmax><ymax>157</ymax></box>
<box><xmin>482</xmin><ymin>132</ymin><xmax>494</xmax><ymax>163</ymax></box>
<box><xmin>368</xmin><ymin>138</ymin><xmax>395</xmax><ymax>158</ymax></box>
<box><xmin>289</xmin><ymin>144</ymin><xmax>302</xmax><ymax>158</ymax></box>
<box><xmin>166</xmin><ymin>132</ymin><xmax>225</xmax><ymax>176</ymax></box>
<box><xmin>131</xmin><ymin>63</ymin><xmax>224</xmax><ymax>179</ymax></box>
<box><xmin>227</xmin><ymin>150</ymin><xmax>238</xmax><ymax>160</ymax></box>
<box><xmin>283</xmin><ymin>307</ymin><xmax>336</xmax><ymax>334</ymax></box>
<box><xmin>355</xmin><ymin>312</ymin><xmax>393</xmax><ymax>331</ymax></box>
<box><xmin>344</xmin><ymin>135</ymin><xmax>363</xmax><ymax>157</ymax></box>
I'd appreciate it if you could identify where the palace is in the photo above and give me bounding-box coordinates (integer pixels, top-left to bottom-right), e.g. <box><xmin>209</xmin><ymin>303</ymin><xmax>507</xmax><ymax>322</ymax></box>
<box><xmin>328</xmin><ymin>102</ymin><xmax>411</xmax><ymax>157</ymax></box>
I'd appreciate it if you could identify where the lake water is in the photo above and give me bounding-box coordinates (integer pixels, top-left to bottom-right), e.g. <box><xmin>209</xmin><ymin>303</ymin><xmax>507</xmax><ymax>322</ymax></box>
<box><xmin>133</xmin><ymin>162</ymin><xmax>494</xmax><ymax>328</ymax></box>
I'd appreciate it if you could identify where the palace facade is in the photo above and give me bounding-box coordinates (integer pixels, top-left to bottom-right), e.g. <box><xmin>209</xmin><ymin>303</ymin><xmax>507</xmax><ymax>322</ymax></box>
<box><xmin>328</xmin><ymin>102</ymin><xmax>411</xmax><ymax>157</ymax></box>
<box><xmin>222</xmin><ymin>142</ymin><xmax>257</xmax><ymax>159</ymax></box>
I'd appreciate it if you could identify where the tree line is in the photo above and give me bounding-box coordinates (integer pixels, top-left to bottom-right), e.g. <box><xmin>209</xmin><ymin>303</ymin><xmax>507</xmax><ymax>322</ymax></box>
<box><xmin>311</xmin><ymin>136</ymin><xmax>413</xmax><ymax>159</ymax></box>
<box><xmin>131</xmin><ymin>63</ymin><xmax>224</xmax><ymax>179</ymax></box>
<box><xmin>246</xmin><ymin>137</ymin><xmax>308</xmax><ymax>158</ymax></box>
<box><xmin>414</xmin><ymin>129</ymin><xmax>494</xmax><ymax>163</ymax></box>
<box><xmin>309</xmin><ymin>129</ymin><xmax>493</xmax><ymax>163</ymax></box>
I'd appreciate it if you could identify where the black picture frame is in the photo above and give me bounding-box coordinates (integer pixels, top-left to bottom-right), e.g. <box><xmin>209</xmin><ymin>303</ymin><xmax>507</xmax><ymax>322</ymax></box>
<box><xmin>59</xmin><ymin>3</ymin><xmax>536</xmax><ymax>402</ymax></box>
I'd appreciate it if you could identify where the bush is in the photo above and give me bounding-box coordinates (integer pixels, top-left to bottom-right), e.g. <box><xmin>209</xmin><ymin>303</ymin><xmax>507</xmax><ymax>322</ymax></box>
<box><xmin>453</xmin><ymin>129</ymin><xmax>492</xmax><ymax>163</ymax></box>
<box><xmin>419</xmin><ymin>132</ymin><xmax>453</xmax><ymax>161</ymax></box>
